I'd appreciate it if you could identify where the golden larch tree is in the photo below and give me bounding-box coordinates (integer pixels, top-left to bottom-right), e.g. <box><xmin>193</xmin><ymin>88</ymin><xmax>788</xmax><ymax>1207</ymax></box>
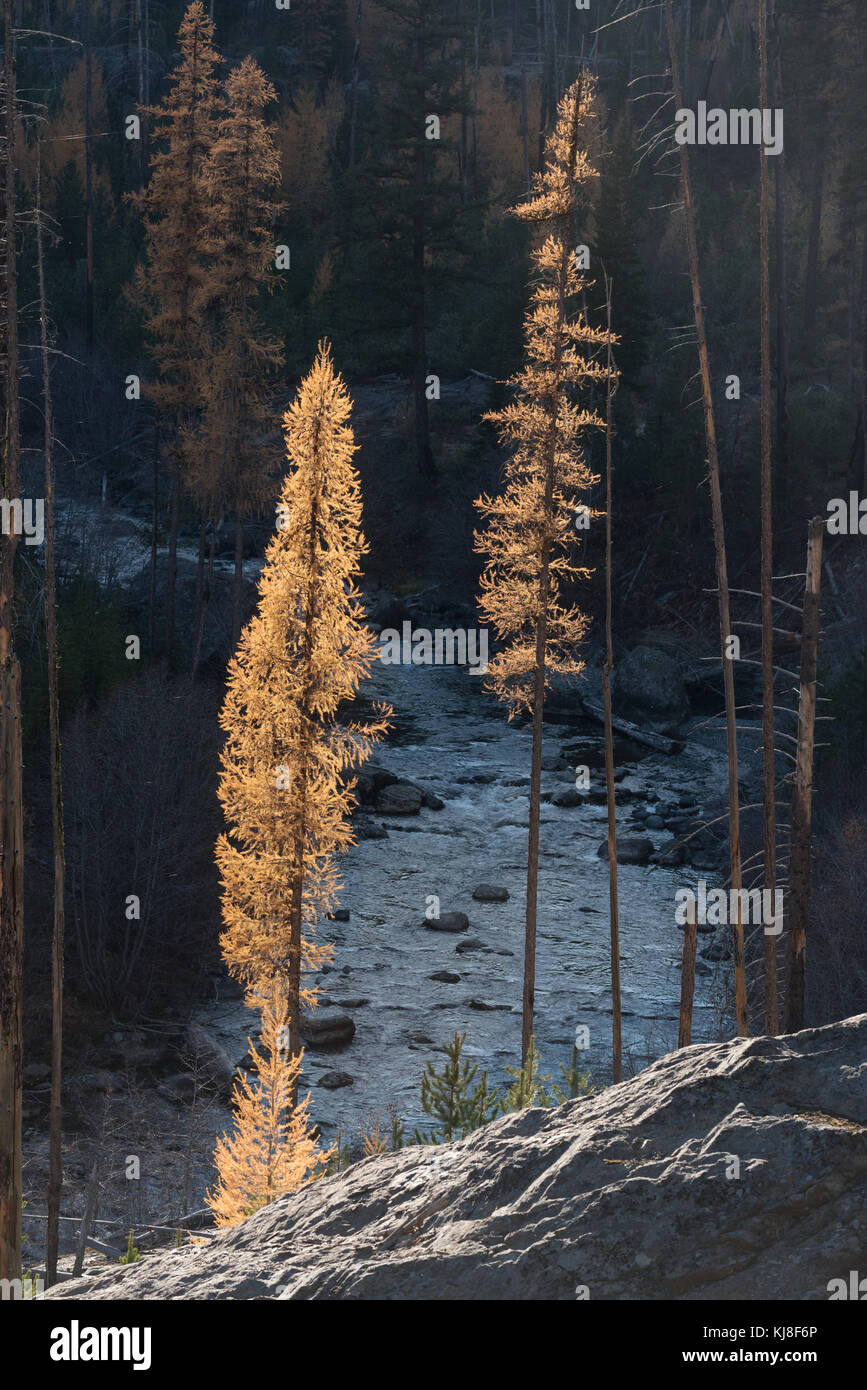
<box><xmin>131</xmin><ymin>1</ymin><xmax>223</xmax><ymax>663</ymax></box>
<box><xmin>217</xmin><ymin>341</ymin><xmax>390</xmax><ymax>1084</ymax></box>
<box><xmin>189</xmin><ymin>56</ymin><xmax>284</xmax><ymax>644</ymax></box>
<box><xmin>474</xmin><ymin>74</ymin><xmax>618</xmax><ymax>1062</ymax></box>
<box><xmin>206</xmin><ymin>989</ymin><xmax>330</xmax><ymax>1229</ymax></box>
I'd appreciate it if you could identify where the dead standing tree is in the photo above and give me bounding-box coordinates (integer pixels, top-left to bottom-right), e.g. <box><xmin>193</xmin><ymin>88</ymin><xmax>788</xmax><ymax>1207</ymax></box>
<box><xmin>601</xmin><ymin>270</ymin><xmax>622</xmax><ymax>1083</ymax></box>
<box><xmin>663</xmin><ymin>0</ymin><xmax>747</xmax><ymax>1036</ymax></box>
<box><xmin>785</xmin><ymin>518</ymin><xmax>824</xmax><ymax>1033</ymax></box>
<box><xmin>759</xmin><ymin>0</ymin><xmax>778</xmax><ymax>1036</ymax></box>
<box><xmin>35</xmin><ymin>141</ymin><xmax>67</xmax><ymax>1289</ymax></box>
<box><xmin>0</xmin><ymin>0</ymin><xmax>24</xmax><ymax>1283</ymax></box>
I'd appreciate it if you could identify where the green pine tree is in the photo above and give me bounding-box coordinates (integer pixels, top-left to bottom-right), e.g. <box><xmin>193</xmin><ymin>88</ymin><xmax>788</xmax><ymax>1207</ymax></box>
<box><xmin>414</xmin><ymin>1032</ymin><xmax>501</xmax><ymax>1143</ymax></box>
<box><xmin>502</xmin><ymin>1035</ymin><xmax>552</xmax><ymax>1112</ymax></box>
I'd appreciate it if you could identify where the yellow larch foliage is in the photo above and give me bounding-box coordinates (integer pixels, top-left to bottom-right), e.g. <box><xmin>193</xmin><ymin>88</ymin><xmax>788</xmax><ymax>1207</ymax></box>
<box><xmin>474</xmin><ymin>74</ymin><xmax>619</xmax><ymax>716</ymax></box>
<box><xmin>185</xmin><ymin>56</ymin><xmax>284</xmax><ymax>528</ymax></box>
<box><xmin>129</xmin><ymin>2</ymin><xmax>223</xmax><ymax>421</ymax></box>
<box><xmin>216</xmin><ymin>341</ymin><xmax>391</xmax><ymax>1046</ymax></box>
<box><xmin>277</xmin><ymin>79</ymin><xmax>344</xmax><ymax>220</ymax></box>
<box><xmin>206</xmin><ymin>990</ymin><xmax>331</xmax><ymax>1229</ymax></box>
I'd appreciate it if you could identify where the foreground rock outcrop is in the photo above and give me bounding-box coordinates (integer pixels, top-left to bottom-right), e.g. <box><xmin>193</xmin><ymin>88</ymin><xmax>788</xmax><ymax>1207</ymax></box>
<box><xmin>46</xmin><ymin>1015</ymin><xmax>867</xmax><ymax>1301</ymax></box>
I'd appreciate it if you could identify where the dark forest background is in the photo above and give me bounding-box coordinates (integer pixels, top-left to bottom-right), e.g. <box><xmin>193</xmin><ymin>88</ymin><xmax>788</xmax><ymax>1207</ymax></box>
<box><xmin>7</xmin><ymin>0</ymin><xmax>867</xmax><ymax>1060</ymax></box>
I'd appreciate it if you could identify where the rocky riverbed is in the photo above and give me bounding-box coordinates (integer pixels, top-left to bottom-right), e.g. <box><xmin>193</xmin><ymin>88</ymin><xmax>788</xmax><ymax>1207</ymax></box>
<box><xmin>193</xmin><ymin>653</ymin><xmax>736</xmax><ymax>1146</ymax></box>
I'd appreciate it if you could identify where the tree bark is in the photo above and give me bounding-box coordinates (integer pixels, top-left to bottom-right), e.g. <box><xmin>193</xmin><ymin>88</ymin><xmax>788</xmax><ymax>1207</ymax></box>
<box><xmin>678</xmin><ymin>899</ymin><xmax>698</xmax><ymax>1048</ymax></box>
<box><xmin>37</xmin><ymin>144</ymin><xmax>67</xmax><ymax>1289</ymax></box>
<box><xmin>83</xmin><ymin>0</ymin><xmax>94</xmax><ymax>348</ymax></box>
<box><xmin>770</xmin><ymin>0</ymin><xmax>788</xmax><ymax>503</ymax></box>
<box><xmin>411</xmin><ymin>32</ymin><xmax>435</xmax><ymax>478</ymax></box>
<box><xmin>664</xmin><ymin>0</ymin><xmax>747</xmax><ymax>1035</ymax></box>
<box><xmin>348</xmin><ymin>0</ymin><xmax>362</xmax><ymax>168</ymax></box>
<box><xmin>0</xmin><ymin>0</ymin><xmax>24</xmax><ymax>1283</ymax></box>
<box><xmin>163</xmin><ymin>465</ymin><xmax>179</xmax><ymax>668</ymax></box>
<box><xmin>602</xmin><ymin>273</ymin><xmax>621</xmax><ymax>1082</ymax></box>
<box><xmin>784</xmin><ymin>518</ymin><xmax>824</xmax><ymax>1033</ymax></box>
<box><xmin>802</xmin><ymin>161</ymin><xmax>823</xmax><ymax>335</ymax></box>
<box><xmin>759</xmin><ymin>0</ymin><xmax>778</xmax><ymax>1037</ymax></box>
<box><xmin>148</xmin><ymin>423</ymin><xmax>158</xmax><ymax>658</ymax></box>
<box><xmin>233</xmin><ymin>515</ymin><xmax>244</xmax><ymax>647</ymax></box>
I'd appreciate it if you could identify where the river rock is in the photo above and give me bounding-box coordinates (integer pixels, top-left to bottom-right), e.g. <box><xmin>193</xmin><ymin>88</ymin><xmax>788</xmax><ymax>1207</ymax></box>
<box><xmin>300</xmin><ymin>1010</ymin><xmax>356</xmax><ymax>1049</ymax></box>
<box><xmin>317</xmin><ymin>1071</ymin><xmax>354</xmax><ymax>1090</ymax></box>
<box><xmin>47</xmin><ymin>1016</ymin><xmax>867</xmax><ymax>1301</ymax></box>
<box><xmin>376</xmin><ymin>783</ymin><xmax>424</xmax><ymax>815</ymax></box>
<box><xmin>184</xmin><ymin>1023</ymin><xmax>236</xmax><ymax>1099</ymax></box>
<box><xmin>430</xmin><ymin>970</ymin><xmax>461</xmax><ymax>983</ymax></box>
<box><xmin>455</xmin><ymin>936</ymin><xmax>489</xmax><ymax>954</ymax></box>
<box><xmin>472</xmin><ymin>884</ymin><xmax>509</xmax><ymax>902</ymax></box>
<box><xmin>612</xmin><ymin>644</ymin><xmax>690</xmax><ymax>729</ymax></box>
<box><xmin>552</xmin><ymin>787</ymin><xmax>586</xmax><ymax>807</ymax></box>
<box><xmin>354</xmin><ymin>764</ymin><xmax>399</xmax><ymax>805</ymax></box>
<box><xmin>596</xmin><ymin>837</ymin><xmax>654</xmax><ymax>865</ymax></box>
<box><xmin>354</xmin><ymin>815</ymin><xmax>389</xmax><ymax>840</ymax></box>
<box><xmin>424</xmin><ymin>912</ymin><xmax>469</xmax><ymax>934</ymax></box>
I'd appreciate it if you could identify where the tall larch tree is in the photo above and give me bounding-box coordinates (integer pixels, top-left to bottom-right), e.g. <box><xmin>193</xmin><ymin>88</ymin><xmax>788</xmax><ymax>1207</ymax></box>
<box><xmin>475</xmin><ymin>74</ymin><xmax>617</xmax><ymax>1063</ymax></box>
<box><xmin>206</xmin><ymin>988</ymin><xmax>330</xmax><ymax>1229</ymax></box>
<box><xmin>190</xmin><ymin>56</ymin><xmax>284</xmax><ymax>646</ymax></box>
<box><xmin>216</xmin><ymin>342</ymin><xmax>390</xmax><ymax>1089</ymax></box>
<box><xmin>131</xmin><ymin>1</ymin><xmax>223</xmax><ymax>666</ymax></box>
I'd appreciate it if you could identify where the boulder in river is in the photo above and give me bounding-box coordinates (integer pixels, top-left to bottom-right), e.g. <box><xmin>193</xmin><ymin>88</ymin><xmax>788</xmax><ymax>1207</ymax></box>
<box><xmin>317</xmin><ymin>1071</ymin><xmax>354</xmax><ymax>1090</ymax></box>
<box><xmin>424</xmin><ymin>911</ymin><xmax>469</xmax><ymax>934</ymax></box>
<box><xmin>596</xmin><ymin>837</ymin><xmax>655</xmax><ymax>865</ymax></box>
<box><xmin>551</xmin><ymin>786</ymin><xmax>586</xmax><ymax>808</ymax></box>
<box><xmin>612</xmin><ymin>644</ymin><xmax>690</xmax><ymax>731</ymax></box>
<box><xmin>455</xmin><ymin>936</ymin><xmax>489</xmax><ymax>954</ymax></box>
<box><xmin>300</xmin><ymin>1010</ymin><xmax>356</xmax><ymax>1049</ymax></box>
<box><xmin>376</xmin><ymin>783</ymin><xmax>424</xmax><ymax>815</ymax></box>
<box><xmin>472</xmin><ymin>884</ymin><xmax>509</xmax><ymax>902</ymax></box>
<box><xmin>354</xmin><ymin>815</ymin><xmax>389</xmax><ymax>840</ymax></box>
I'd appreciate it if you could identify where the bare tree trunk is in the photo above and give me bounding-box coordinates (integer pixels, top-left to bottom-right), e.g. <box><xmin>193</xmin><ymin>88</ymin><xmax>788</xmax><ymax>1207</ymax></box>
<box><xmin>192</xmin><ymin>522</ymin><xmax>214</xmax><ymax>680</ymax></box>
<box><xmin>803</xmin><ymin>161</ymin><xmax>823</xmax><ymax>335</ymax></box>
<box><xmin>521</xmin><ymin>68</ymin><xmax>531</xmax><ymax>195</ymax></box>
<box><xmin>602</xmin><ymin>273</ymin><xmax>621</xmax><ymax>1083</ymax></box>
<box><xmin>771</xmin><ymin>0</ymin><xmax>788</xmax><ymax>499</ymax></box>
<box><xmin>348</xmin><ymin>0</ymin><xmax>362</xmax><ymax>168</ymax></box>
<box><xmin>191</xmin><ymin>518</ymin><xmax>205</xmax><ymax>679</ymax></box>
<box><xmin>664</xmin><ymin>0</ymin><xmax>747</xmax><ymax>1035</ymax></box>
<box><xmin>784</xmin><ymin>517</ymin><xmax>824</xmax><ymax>1033</ymax></box>
<box><xmin>678</xmin><ymin>899</ymin><xmax>698</xmax><ymax>1047</ymax></box>
<box><xmin>83</xmin><ymin>0</ymin><xmax>94</xmax><ymax>348</ymax></box>
<box><xmin>148</xmin><ymin>423</ymin><xmax>158</xmax><ymax>657</ymax></box>
<box><xmin>0</xmin><ymin>0</ymin><xmax>24</xmax><ymax>1284</ymax></box>
<box><xmin>163</xmin><ymin>466</ymin><xmax>179</xmax><ymax>668</ymax></box>
<box><xmin>72</xmin><ymin>1158</ymin><xmax>99</xmax><ymax>1277</ymax></box>
<box><xmin>759</xmin><ymin>0</ymin><xmax>777</xmax><ymax>1037</ymax></box>
<box><xmin>412</xmin><ymin>34</ymin><xmax>435</xmax><ymax>478</ymax></box>
<box><xmin>37</xmin><ymin>145</ymin><xmax>66</xmax><ymax>1289</ymax></box>
<box><xmin>233</xmin><ymin>515</ymin><xmax>244</xmax><ymax>647</ymax></box>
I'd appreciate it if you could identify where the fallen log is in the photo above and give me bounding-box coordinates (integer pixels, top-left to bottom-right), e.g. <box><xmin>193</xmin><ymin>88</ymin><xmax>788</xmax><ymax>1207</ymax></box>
<box><xmin>576</xmin><ymin>694</ymin><xmax>684</xmax><ymax>754</ymax></box>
